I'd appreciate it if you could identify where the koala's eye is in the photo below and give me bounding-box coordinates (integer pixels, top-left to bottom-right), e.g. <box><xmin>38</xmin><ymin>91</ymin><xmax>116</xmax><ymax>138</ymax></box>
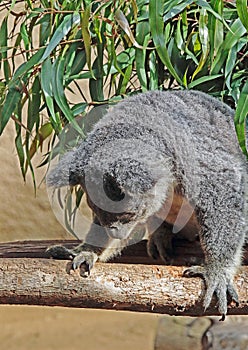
<box><xmin>103</xmin><ymin>173</ymin><xmax>125</xmax><ymax>202</ymax></box>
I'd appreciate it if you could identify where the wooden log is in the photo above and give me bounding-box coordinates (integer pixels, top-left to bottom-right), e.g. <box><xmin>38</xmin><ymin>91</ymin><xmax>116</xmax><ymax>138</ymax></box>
<box><xmin>154</xmin><ymin>316</ymin><xmax>248</xmax><ymax>350</ymax></box>
<box><xmin>201</xmin><ymin>316</ymin><xmax>248</xmax><ymax>349</ymax></box>
<box><xmin>0</xmin><ymin>258</ymin><xmax>247</xmax><ymax>316</ymax></box>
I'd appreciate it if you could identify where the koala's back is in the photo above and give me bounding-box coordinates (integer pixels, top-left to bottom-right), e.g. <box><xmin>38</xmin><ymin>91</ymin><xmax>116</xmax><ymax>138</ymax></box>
<box><xmin>97</xmin><ymin>90</ymin><xmax>237</xmax><ymax>154</ymax></box>
<box><xmin>91</xmin><ymin>90</ymin><xmax>239</xmax><ymax>158</ymax></box>
<box><xmin>84</xmin><ymin>90</ymin><xmax>245</xmax><ymax>199</ymax></box>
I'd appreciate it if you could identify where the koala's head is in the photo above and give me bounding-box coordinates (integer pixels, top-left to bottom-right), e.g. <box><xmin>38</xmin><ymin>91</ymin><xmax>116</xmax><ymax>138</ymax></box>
<box><xmin>81</xmin><ymin>158</ymin><xmax>172</xmax><ymax>239</ymax></box>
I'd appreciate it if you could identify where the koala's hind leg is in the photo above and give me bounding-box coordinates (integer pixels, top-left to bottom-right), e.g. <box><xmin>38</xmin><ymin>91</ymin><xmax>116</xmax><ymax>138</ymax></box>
<box><xmin>147</xmin><ymin>220</ymin><xmax>175</xmax><ymax>263</ymax></box>
<box><xmin>147</xmin><ymin>191</ymin><xmax>199</xmax><ymax>263</ymax></box>
<box><xmin>183</xmin><ymin>173</ymin><xmax>245</xmax><ymax>320</ymax></box>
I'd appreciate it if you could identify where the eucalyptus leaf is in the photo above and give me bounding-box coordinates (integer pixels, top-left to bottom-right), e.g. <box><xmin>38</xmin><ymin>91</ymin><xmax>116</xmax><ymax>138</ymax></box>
<box><xmin>149</xmin><ymin>0</ymin><xmax>183</xmax><ymax>84</ymax></box>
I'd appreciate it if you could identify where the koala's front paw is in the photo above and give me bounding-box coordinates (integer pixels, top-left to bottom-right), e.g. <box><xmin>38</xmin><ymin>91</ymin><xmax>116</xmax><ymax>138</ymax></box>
<box><xmin>46</xmin><ymin>245</ymin><xmax>98</xmax><ymax>277</ymax></box>
<box><xmin>183</xmin><ymin>266</ymin><xmax>239</xmax><ymax>320</ymax></box>
<box><xmin>71</xmin><ymin>251</ymin><xmax>98</xmax><ymax>277</ymax></box>
<box><xmin>147</xmin><ymin>230</ymin><xmax>174</xmax><ymax>263</ymax></box>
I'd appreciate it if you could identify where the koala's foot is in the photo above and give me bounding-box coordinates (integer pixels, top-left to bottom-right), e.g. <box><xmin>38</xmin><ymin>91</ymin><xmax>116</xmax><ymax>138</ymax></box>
<box><xmin>46</xmin><ymin>245</ymin><xmax>98</xmax><ymax>277</ymax></box>
<box><xmin>183</xmin><ymin>265</ymin><xmax>239</xmax><ymax>321</ymax></box>
<box><xmin>147</xmin><ymin>230</ymin><xmax>174</xmax><ymax>263</ymax></box>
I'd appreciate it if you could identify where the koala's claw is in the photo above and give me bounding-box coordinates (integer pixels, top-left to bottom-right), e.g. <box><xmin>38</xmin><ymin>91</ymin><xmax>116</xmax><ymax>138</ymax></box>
<box><xmin>183</xmin><ymin>265</ymin><xmax>239</xmax><ymax>320</ymax></box>
<box><xmin>71</xmin><ymin>251</ymin><xmax>98</xmax><ymax>277</ymax></box>
<box><xmin>46</xmin><ymin>245</ymin><xmax>98</xmax><ymax>277</ymax></box>
<box><xmin>183</xmin><ymin>265</ymin><xmax>205</xmax><ymax>278</ymax></box>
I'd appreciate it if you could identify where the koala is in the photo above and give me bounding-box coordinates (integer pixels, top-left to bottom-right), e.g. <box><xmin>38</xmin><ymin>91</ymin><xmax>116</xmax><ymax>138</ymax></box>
<box><xmin>46</xmin><ymin>90</ymin><xmax>247</xmax><ymax>320</ymax></box>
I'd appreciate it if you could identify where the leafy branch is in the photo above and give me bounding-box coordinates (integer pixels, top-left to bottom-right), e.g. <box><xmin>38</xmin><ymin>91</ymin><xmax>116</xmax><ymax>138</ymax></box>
<box><xmin>0</xmin><ymin>0</ymin><xmax>247</xmax><ymax>184</ymax></box>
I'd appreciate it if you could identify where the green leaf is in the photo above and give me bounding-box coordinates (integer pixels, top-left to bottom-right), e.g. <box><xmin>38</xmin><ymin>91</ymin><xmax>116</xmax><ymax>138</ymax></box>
<box><xmin>196</xmin><ymin>0</ymin><xmax>224</xmax><ymax>21</ymax></box>
<box><xmin>70</xmin><ymin>49</ymin><xmax>86</xmax><ymax>77</ymax></box>
<box><xmin>72</xmin><ymin>103</ymin><xmax>88</xmax><ymax>116</ymax></box>
<box><xmin>15</xmin><ymin>112</ymin><xmax>25</xmax><ymax>180</ymax></box>
<box><xmin>235</xmin><ymin>80</ymin><xmax>248</xmax><ymax>124</ymax></box>
<box><xmin>81</xmin><ymin>7</ymin><xmax>94</xmax><ymax>78</ymax></box>
<box><xmin>20</xmin><ymin>23</ymin><xmax>30</xmax><ymax>53</ymax></box>
<box><xmin>234</xmin><ymin>80</ymin><xmax>248</xmax><ymax>157</ymax></box>
<box><xmin>115</xmin><ymin>9</ymin><xmax>147</xmax><ymax>49</ymax></box>
<box><xmin>235</xmin><ymin>122</ymin><xmax>248</xmax><ymax>157</ymax></box>
<box><xmin>0</xmin><ymin>16</ymin><xmax>10</xmax><ymax>81</ymax></box>
<box><xmin>27</xmin><ymin>122</ymin><xmax>53</xmax><ymax>162</ymax></box>
<box><xmin>175</xmin><ymin>18</ymin><xmax>184</xmax><ymax>52</ymax></box>
<box><xmin>27</xmin><ymin>76</ymin><xmax>41</xmax><ymax>132</ymax></box>
<box><xmin>52</xmin><ymin>57</ymin><xmax>74</xmax><ymax>119</ymax></box>
<box><xmin>225</xmin><ymin>40</ymin><xmax>246</xmax><ymax>90</ymax></box>
<box><xmin>52</xmin><ymin>57</ymin><xmax>84</xmax><ymax>136</ymax></box>
<box><xmin>64</xmin><ymin>39</ymin><xmax>86</xmax><ymax>80</ymax></box>
<box><xmin>41</xmin><ymin>13</ymin><xmax>80</xmax><ymax>62</ymax></box>
<box><xmin>26</xmin><ymin>77</ymin><xmax>41</xmax><ymax>176</ymax></box>
<box><xmin>39</xmin><ymin>13</ymin><xmax>51</xmax><ymax>46</ymax></box>
<box><xmin>118</xmin><ymin>64</ymin><xmax>133</xmax><ymax>95</ymax></box>
<box><xmin>75</xmin><ymin>187</ymin><xmax>84</xmax><ymax>208</ymax></box>
<box><xmin>89</xmin><ymin>42</ymin><xmax>104</xmax><ymax>102</ymax></box>
<box><xmin>187</xmin><ymin>74</ymin><xmax>222</xmax><ymax>88</ymax></box>
<box><xmin>192</xmin><ymin>9</ymin><xmax>209</xmax><ymax>80</ymax></box>
<box><xmin>211</xmin><ymin>18</ymin><xmax>247</xmax><ymax>74</ymax></box>
<box><xmin>135</xmin><ymin>21</ymin><xmax>150</xmax><ymax>91</ymax></box>
<box><xmin>149</xmin><ymin>51</ymin><xmax>158</xmax><ymax>90</ymax></box>
<box><xmin>208</xmin><ymin>0</ymin><xmax>224</xmax><ymax>62</ymax></box>
<box><xmin>0</xmin><ymin>83</ymin><xmax>22</xmax><ymax>135</ymax></box>
<box><xmin>11</xmin><ymin>48</ymin><xmax>46</xmax><ymax>84</ymax></box>
<box><xmin>149</xmin><ymin>0</ymin><xmax>183</xmax><ymax>85</ymax></box>
<box><xmin>163</xmin><ymin>0</ymin><xmax>194</xmax><ymax>22</ymax></box>
<box><xmin>40</xmin><ymin>58</ymin><xmax>58</xmax><ymax>128</ymax></box>
<box><xmin>237</xmin><ymin>0</ymin><xmax>248</xmax><ymax>31</ymax></box>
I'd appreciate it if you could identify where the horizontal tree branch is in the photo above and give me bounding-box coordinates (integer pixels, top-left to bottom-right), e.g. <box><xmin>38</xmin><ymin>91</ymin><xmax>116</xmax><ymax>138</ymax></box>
<box><xmin>0</xmin><ymin>257</ymin><xmax>247</xmax><ymax>316</ymax></box>
<box><xmin>0</xmin><ymin>240</ymin><xmax>247</xmax><ymax>315</ymax></box>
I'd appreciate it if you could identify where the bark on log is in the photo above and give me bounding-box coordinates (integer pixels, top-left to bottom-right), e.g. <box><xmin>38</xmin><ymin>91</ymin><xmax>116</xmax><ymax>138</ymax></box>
<box><xmin>0</xmin><ymin>258</ymin><xmax>247</xmax><ymax>316</ymax></box>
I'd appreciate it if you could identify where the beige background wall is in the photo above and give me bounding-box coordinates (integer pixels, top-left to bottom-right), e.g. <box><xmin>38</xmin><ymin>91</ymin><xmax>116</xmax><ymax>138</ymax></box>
<box><xmin>0</xmin><ymin>122</ymin><xmax>71</xmax><ymax>242</ymax></box>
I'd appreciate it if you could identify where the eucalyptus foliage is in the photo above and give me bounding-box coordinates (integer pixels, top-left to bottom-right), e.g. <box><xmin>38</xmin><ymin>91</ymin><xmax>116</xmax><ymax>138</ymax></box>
<box><xmin>0</xmin><ymin>0</ymin><xmax>247</xmax><ymax>182</ymax></box>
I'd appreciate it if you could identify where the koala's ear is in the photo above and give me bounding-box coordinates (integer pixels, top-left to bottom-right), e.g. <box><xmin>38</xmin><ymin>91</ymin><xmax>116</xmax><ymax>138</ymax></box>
<box><xmin>103</xmin><ymin>173</ymin><xmax>125</xmax><ymax>202</ymax></box>
<box><xmin>47</xmin><ymin>150</ymin><xmax>76</xmax><ymax>188</ymax></box>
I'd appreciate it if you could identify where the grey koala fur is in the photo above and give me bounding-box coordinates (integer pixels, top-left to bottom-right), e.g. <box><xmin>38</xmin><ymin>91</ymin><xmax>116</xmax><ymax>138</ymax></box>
<box><xmin>47</xmin><ymin>90</ymin><xmax>247</xmax><ymax>319</ymax></box>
